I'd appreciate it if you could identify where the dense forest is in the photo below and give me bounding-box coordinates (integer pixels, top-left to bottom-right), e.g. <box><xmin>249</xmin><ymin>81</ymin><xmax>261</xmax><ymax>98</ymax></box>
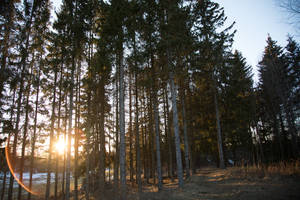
<box><xmin>0</xmin><ymin>0</ymin><xmax>299</xmax><ymax>200</ymax></box>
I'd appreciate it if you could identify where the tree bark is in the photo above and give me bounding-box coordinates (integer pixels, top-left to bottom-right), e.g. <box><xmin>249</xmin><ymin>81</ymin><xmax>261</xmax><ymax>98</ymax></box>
<box><xmin>54</xmin><ymin>60</ymin><xmax>64</xmax><ymax>199</ymax></box>
<box><xmin>169</xmin><ymin>70</ymin><xmax>184</xmax><ymax>188</ymax></box>
<box><xmin>66</xmin><ymin>56</ymin><xmax>75</xmax><ymax>200</ymax></box>
<box><xmin>147</xmin><ymin>89</ymin><xmax>156</xmax><ymax>184</ymax></box>
<box><xmin>129</xmin><ymin>74</ymin><xmax>134</xmax><ymax>184</ymax></box>
<box><xmin>99</xmin><ymin>80</ymin><xmax>106</xmax><ymax>193</ymax></box>
<box><xmin>135</xmin><ymin>72</ymin><xmax>142</xmax><ymax>195</ymax></box>
<box><xmin>152</xmin><ymin>64</ymin><xmax>163</xmax><ymax>190</ymax></box>
<box><xmin>45</xmin><ymin>70</ymin><xmax>58</xmax><ymax>200</ymax></box>
<box><xmin>119</xmin><ymin>42</ymin><xmax>126</xmax><ymax>200</ymax></box>
<box><xmin>213</xmin><ymin>81</ymin><xmax>225</xmax><ymax>169</ymax></box>
<box><xmin>1</xmin><ymin>89</ymin><xmax>16</xmax><ymax>200</ymax></box>
<box><xmin>114</xmin><ymin>75</ymin><xmax>119</xmax><ymax>190</ymax></box>
<box><xmin>180</xmin><ymin>87</ymin><xmax>190</xmax><ymax>178</ymax></box>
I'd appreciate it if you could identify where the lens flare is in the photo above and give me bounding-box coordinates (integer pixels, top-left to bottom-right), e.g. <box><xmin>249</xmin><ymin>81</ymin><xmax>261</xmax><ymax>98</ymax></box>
<box><xmin>4</xmin><ymin>128</ymin><xmax>86</xmax><ymax>197</ymax></box>
<box><xmin>5</xmin><ymin>139</ymin><xmax>39</xmax><ymax>196</ymax></box>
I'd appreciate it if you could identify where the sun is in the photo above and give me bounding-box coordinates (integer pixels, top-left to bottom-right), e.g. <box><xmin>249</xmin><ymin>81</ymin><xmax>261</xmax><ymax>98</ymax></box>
<box><xmin>55</xmin><ymin>138</ymin><xmax>66</xmax><ymax>155</ymax></box>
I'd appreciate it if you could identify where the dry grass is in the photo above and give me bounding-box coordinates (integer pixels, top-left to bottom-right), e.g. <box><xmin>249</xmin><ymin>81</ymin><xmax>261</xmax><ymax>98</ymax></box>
<box><xmin>227</xmin><ymin>160</ymin><xmax>300</xmax><ymax>180</ymax></box>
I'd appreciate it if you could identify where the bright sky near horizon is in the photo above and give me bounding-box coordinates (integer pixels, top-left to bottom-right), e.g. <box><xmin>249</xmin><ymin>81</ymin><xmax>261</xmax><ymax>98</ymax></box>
<box><xmin>51</xmin><ymin>0</ymin><xmax>299</xmax><ymax>81</ymax></box>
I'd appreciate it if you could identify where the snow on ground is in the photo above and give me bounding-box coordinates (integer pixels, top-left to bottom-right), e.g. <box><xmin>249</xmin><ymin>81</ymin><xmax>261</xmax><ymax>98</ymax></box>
<box><xmin>0</xmin><ymin>172</ymin><xmax>70</xmax><ymax>188</ymax></box>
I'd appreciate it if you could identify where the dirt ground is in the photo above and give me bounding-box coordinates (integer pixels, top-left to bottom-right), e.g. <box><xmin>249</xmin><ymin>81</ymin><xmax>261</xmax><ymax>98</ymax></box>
<box><xmin>29</xmin><ymin>166</ymin><xmax>300</xmax><ymax>200</ymax></box>
<box><xmin>131</xmin><ymin>167</ymin><xmax>300</xmax><ymax>200</ymax></box>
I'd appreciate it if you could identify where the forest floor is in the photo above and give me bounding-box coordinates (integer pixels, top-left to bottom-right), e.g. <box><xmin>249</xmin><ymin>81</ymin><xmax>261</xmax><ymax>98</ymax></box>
<box><xmin>30</xmin><ymin>166</ymin><xmax>300</xmax><ymax>200</ymax></box>
<box><xmin>130</xmin><ymin>166</ymin><xmax>300</xmax><ymax>200</ymax></box>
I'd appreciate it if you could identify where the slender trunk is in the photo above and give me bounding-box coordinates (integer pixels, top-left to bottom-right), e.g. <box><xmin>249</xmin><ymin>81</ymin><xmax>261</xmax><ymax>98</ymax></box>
<box><xmin>93</xmin><ymin>124</ymin><xmax>98</xmax><ymax>191</ymax></box>
<box><xmin>129</xmin><ymin>74</ymin><xmax>134</xmax><ymax>184</ymax></box>
<box><xmin>283</xmin><ymin>103</ymin><xmax>299</xmax><ymax>157</ymax></box>
<box><xmin>74</xmin><ymin>61</ymin><xmax>81</xmax><ymax>200</ymax></box>
<box><xmin>62</xmin><ymin>94</ymin><xmax>68</xmax><ymax>199</ymax></box>
<box><xmin>255</xmin><ymin>123</ymin><xmax>265</xmax><ymax>164</ymax></box>
<box><xmin>147</xmin><ymin>90</ymin><xmax>155</xmax><ymax>183</ymax></box>
<box><xmin>18</xmin><ymin>66</ymin><xmax>33</xmax><ymax>200</ymax></box>
<box><xmin>1</xmin><ymin>155</ymin><xmax>8</xmax><ymax>200</ymax></box>
<box><xmin>141</xmin><ymin>104</ymin><xmax>147</xmax><ymax>183</ymax></box>
<box><xmin>66</xmin><ymin>57</ymin><xmax>75</xmax><ymax>200</ymax></box>
<box><xmin>108</xmin><ymin>133</ymin><xmax>111</xmax><ymax>182</ymax></box>
<box><xmin>135</xmin><ymin>72</ymin><xmax>142</xmax><ymax>194</ymax></box>
<box><xmin>213</xmin><ymin>83</ymin><xmax>225</xmax><ymax>169</ymax></box>
<box><xmin>186</xmin><ymin>86</ymin><xmax>195</xmax><ymax>174</ymax></box>
<box><xmin>8</xmin><ymin>4</ymin><xmax>35</xmax><ymax>198</ymax></box>
<box><xmin>180</xmin><ymin>87</ymin><xmax>190</xmax><ymax>178</ymax></box>
<box><xmin>114</xmin><ymin>71</ymin><xmax>119</xmax><ymax>189</ymax></box>
<box><xmin>119</xmin><ymin>42</ymin><xmax>126</xmax><ymax>200</ymax></box>
<box><xmin>85</xmin><ymin>29</ymin><xmax>93</xmax><ymax>200</ymax></box>
<box><xmin>54</xmin><ymin>61</ymin><xmax>63</xmax><ymax>199</ymax></box>
<box><xmin>8</xmin><ymin>66</ymin><xmax>25</xmax><ymax>200</ymax></box>
<box><xmin>164</xmin><ymin>87</ymin><xmax>173</xmax><ymax>181</ymax></box>
<box><xmin>45</xmin><ymin>70</ymin><xmax>58</xmax><ymax>200</ymax></box>
<box><xmin>27</xmin><ymin>66</ymin><xmax>41</xmax><ymax>200</ymax></box>
<box><xmin>169</xmin><ymin>70</ymin><xmax>184</xmax><ymax>188</ymax></box>
<box><xmin>152</xmin><ymin>65</ymin><xmax>162</xmax><ymax>190</ymax></box>
<box><xmin>153</xmin><ymin>95</ymin><xmax>162</xmax><ymax>190</ymax></box>
<box><xmin>1</xmin><ymin>89</ymin><xmax>16</xmax><ymax>200</ymax></box>
<box><xmin>273</xmin><ymin>113</ymin><xmax>284</xmax><ymax>161</ymax></box>
<box><xmin>99</xmin><ymin>81</ymin><xmax>106</xmax><ymax>192</ymax></box>
<box><xmin>141</xmin><ymin>87</ymin><xmax>149</xmax><ymax>183</ymax></box>
<box><xmin>85</xmin><ymin>90</ymin><xmax>91</xmax><ymax>200</ymax></box>
<box><xmin>163</xmin><ymin>88</ymin><xmax>170</xmax><ymax>179</ymax></box>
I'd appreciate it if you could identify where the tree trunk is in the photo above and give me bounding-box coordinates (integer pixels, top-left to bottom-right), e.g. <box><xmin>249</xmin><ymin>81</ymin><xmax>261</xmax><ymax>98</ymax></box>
<box><xmin>283</xmin><ymin>103</ymin><xmax>299</xmax><ymax>157</ymax></box>
<box><xmin>99</xmin><ymin>80</ymin><xmax>106</xmax><ymax>193</ymax></box>
<box><xmin>255</xmin><ymin>123</ymin><xmax>265</xmax><ymax>164</ymax></box>
<box><xmin>114</xmin><ymin>68</ymin><xmax>119</xmax><ymax>190</ymax></box>
<box><xmin>187</xmin><ymin>85</ymin><xmax>195</xmax><ymax>174</ymax></box>
<box><xmin>85</xmin><ymin>90</ymin><xmax>91</xmax><ymax>200</ymax></box>
<box><xmin>74</xmin><ymin>60</ymin><xmax>81</xmax><ymax>200</ymax></box>
<box><xmin>27</xmin><ymin>63</ymin><xmax>39</xmax><ymax>200</ymax></box>
<box><xmin>18</xmin><ymin>65</ymin><xmax>33</xmax><ymax>200</ymax></box>
<box><xmin>163</xmin><ymin>88</ymin><xmax>170</xmax><ymax>179</ymax></box>
<box><xmin>45</xmin><ymin>70</ymin><xmax>58</xmax><ymax>200</ymax></box>
<box><xmin>8</xmin><ymin>64</ymin><xmax>25</xmax><ymax>200</ymax></box>
<box><xmin>66</xmin><ymin>56</ymin><xmax>75</xmax><ymax>200</ymax></box>
<box><xmin>119</xmin><ymin>42</ymin><xmax>126</xmax><ymax>200</ymax></box>
<box><xmin>62</xmin><ymin>94</ymin><xmax>68</xmax><ymax>199</ymax></box>
<box><xmin>164</xmin><ymin>87</ymin><xmax>174</xmax><ymax>181</ymax></box>
<box><xmin>54</xmin><ymin>61</ymin><xmax>64</xmax><ymax>199</ymax></box>
<box><xmin>141</xmin><ymin>93</ymin><xmax>148</xmax><ymax>183</ymax></box>
<box><xmin>169</xmin><ymin>70</ymin><xmax>184</xmax><ymax>188</ymax></box>
<box><xmin>152</xmin><ymin>63</ymin><xmax>163</xmax><ymax>190</ymax></box>
<box><xmin>147</xmin><ymin>90</ymin><xmax>156</xmax><ymax>184</ymax></box>
<box><xmin>135</xmin><ymin>72</ymin><xmax>142</xmax><ymax>194</ymax></box>
<box><xmin>1</xmin><ymin>89</ymin><xmax>16</xmax><ymax>200</ymax></box>
<box><xmin>8</xmin><ymin>3</ymin><xmax>35</xmax><ymax>197</ymax></box>
<box><xmin>213</xmin><ymin>82</ymin><xmax>225</xmax><ymax>169</ymax></box>
<box><xmin>129</xmin><ymin>74</ymin><xmax>134</xmax><ymax>184</ymax></box>
<box><xmin>272</xmin><ymin>113</ymin><xmax>284</xmax><ymax>161</ymax></box>
<box><xmin>180</xmin><ymin>87</ymin><xmax>190</xmax><ymax>178</ymax></box>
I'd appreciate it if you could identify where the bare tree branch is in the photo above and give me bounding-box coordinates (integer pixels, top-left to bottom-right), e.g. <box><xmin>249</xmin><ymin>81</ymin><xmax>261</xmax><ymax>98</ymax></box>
<box><xmin>277</xmin><ymin>0</ymin><xmax>300</xmax><ymax>30</ymax></box>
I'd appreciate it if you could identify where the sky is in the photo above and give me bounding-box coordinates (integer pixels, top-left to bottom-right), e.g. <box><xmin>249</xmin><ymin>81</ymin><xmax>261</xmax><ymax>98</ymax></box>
<box><xmin>51</xmin><ymin>0</ymin><xmax>299</xmax><ymax>81</ymax></box>
<box><xmin>219</xmin><ymin>0</ymin><xmax>299</xmax><ymax>81</ymax></box>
